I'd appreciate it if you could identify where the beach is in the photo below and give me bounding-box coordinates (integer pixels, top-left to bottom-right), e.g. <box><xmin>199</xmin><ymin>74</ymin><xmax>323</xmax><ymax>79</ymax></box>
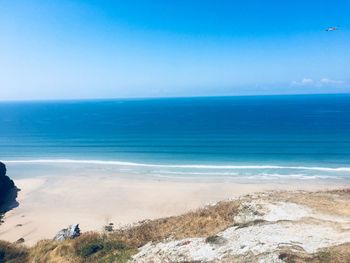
<box><xmin>1</xmin><ymin>1</ymin><xmax>350</xmax><ymax>260</ymax></box>
<box><xmin>1</xmin><ymin>95</ymin><xmax>350</xmax><ymax>248</ymax></box>
<box><xmin>0</xmin><ymin>166</ymin><xmax>347</xmax><ymax>245</ymax></box>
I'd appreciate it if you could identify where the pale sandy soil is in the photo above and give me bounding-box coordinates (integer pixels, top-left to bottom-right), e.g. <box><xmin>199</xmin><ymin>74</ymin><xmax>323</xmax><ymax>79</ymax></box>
<box><xmin>132</xmin><ymin>190</ymin><xmax>350</xmax><ymax>262</ymax></box>
<box><xmin>0</xmin><ymin>174</ymin><xmax>346</xmax><ymax>245</ymax></box>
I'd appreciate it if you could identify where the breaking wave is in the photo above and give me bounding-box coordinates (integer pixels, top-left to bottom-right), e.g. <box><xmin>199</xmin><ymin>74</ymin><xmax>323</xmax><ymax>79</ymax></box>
<box><xmin>3</xmin><ymin>159</ymin><xmax>350</xmax><ymax>172</ymax></box>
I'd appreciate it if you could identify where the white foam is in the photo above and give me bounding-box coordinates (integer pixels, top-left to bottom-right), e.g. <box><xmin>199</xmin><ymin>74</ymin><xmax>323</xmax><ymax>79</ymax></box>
<box><xmin>153</xmin><ymin>171</ymin><xmax>239</xmax><ymax>176</ymax></box>
<box><xmin>2</xmin><ymin>159</ymin><xmax>350</xmax><ymax>172</ymax></box>
<box><xmin>151</xmin><ymin>172</ymin><xmax>338</xmax><ymax>181</ymax></box>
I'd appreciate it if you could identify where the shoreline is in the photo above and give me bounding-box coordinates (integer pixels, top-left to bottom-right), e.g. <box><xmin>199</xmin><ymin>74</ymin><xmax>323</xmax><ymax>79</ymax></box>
<box><xmin>0</xmin><ymin>172</ymin><xmax>348</xmax><ymax>246</ymax></box>
<box><xmin>4</xmin><ymin>158</ymin><xmax>350</xmax><ymax>170</ymax></box>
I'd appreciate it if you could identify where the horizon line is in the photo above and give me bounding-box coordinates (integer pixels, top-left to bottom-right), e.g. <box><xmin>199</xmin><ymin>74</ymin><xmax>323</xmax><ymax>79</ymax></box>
<box><xmin>1</xmin><ymin>92</ymin><xmax>350</xmax><ymax>103</ymax></box>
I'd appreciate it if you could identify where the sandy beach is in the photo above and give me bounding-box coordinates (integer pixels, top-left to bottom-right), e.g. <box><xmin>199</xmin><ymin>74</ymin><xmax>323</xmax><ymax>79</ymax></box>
<box><xmin>0</xmin><ymin>172</ymin><xmax>347</xmax><ymax>246</ymax></box>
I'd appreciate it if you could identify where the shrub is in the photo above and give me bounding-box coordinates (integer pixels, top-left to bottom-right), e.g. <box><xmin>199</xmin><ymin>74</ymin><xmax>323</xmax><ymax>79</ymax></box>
<box><xmin>0</xmin><ymin>240</ymin><xmax>28</xmax><ymax>263</ymax></box>
<box><xmin>74</xmin><ymin>233</ymin><xmax>130</xmax><ymax>262</ymax></box>
<box><xmin>78</xmin><ymin>240</ymin><xmax>104</xmax><ymax>257</ymax></box>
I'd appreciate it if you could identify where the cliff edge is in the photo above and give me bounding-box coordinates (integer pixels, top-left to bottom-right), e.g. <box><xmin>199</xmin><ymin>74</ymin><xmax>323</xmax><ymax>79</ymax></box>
<box><xmin>0</xmin><ymin>162</ymin><xmax>19</xmax><ymax>216</ymax></box>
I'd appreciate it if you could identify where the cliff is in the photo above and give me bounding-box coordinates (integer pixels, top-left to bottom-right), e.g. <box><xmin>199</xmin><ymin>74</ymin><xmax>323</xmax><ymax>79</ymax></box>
<box><xmin>0</xmin><ymin>162</ymin><xmax>19</xmax><ymax>215</ymax></box>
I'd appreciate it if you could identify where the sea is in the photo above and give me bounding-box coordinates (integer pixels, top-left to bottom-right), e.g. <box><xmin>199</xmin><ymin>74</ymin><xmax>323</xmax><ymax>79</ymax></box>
<box><xmin>1</xmin><ymin>94</ymin><xmax>350</xmax><ymax>183</ymax></box>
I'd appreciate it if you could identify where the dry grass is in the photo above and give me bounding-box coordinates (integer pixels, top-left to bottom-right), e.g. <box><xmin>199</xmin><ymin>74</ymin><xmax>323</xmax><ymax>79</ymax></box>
<box><xmin>1</xmin><ymin>189</ymin><xmax>350</xmax><ymax>262</ymax></box>
<box><xmin>27</xmin><ymin>232</ymin><xmax>135</xmax><ymax>263</ymax></box>
<box><xmin>265</xmin><ymin>189</ymin><xmax>350</xmax><ymax>217</ymax></box>
<box><xmin>0</xmin><ymin>240</ymin><xmax>29</xmax><ymax>263</ymax></box>
<box><xmin>111</xmin><ymin>200</ymin><xmax>239</xmax><ymax>247</ymax></box>
<box><xmin>29</xmin><ymin>239</ymin><xmax>76</xmax><ymax>263</ymax></box>
<box><xmin>278</xmin><ymin>243</ymin><xmax>350</xmax><ymax>263</ymax></box>
<box><xmin>0</xmin><ymin>200</ymin><xmax>238</xmax><ymax>262</ymax></box>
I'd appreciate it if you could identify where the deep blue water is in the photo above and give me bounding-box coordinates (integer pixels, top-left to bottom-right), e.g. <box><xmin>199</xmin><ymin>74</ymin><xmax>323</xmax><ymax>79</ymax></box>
<box><xmin>1</xmin><ymin>94</ymin><xmax>350</xmax><ymax>181</ymax></box>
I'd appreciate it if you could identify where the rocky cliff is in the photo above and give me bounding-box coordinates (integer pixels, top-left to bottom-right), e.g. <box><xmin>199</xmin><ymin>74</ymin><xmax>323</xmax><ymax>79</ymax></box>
<box><xmin>0</xmin><ymin>162</ymin><xmax>19</xmax><ymax>216</ymax></box>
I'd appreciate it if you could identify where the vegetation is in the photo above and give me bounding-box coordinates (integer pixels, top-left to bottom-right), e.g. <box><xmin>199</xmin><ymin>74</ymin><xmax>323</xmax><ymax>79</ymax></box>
<box><xmin>0</xmin><ymin>240</ymin><xmax>29</xmax><ymax>263</ymax></box>
<box><xmin>74</xmin><ymin>233</ymin><xmax>133</xmax><ymax>262</ymax></box>
<box><xmin>0</xmin><ymin>200</ymin><xmax>239</xmax><ymax>262</ymax></box>
<box><xmin>25</xmin><ymin>233</ymin><xmax>135</xmax><ymax>263</ymax></box>
<box><xmin>111</xmin><ymin>200</ymin><xmax>239</xmax><ymax>248</ymax></box>
<box><xmin>278</xmin><ymin>243</ymin><xmax>350</xmax><ymax>263</ymax></box>
<box><xmin>1</xmin><ymin>192</ymin><xmax>350</xmax><ymax>262</ymax></box>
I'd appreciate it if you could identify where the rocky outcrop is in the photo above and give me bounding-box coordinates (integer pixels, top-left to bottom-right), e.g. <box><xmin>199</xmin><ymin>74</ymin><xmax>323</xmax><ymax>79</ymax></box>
<box><xmin>131</xmin><ymin>191</ymin><xmax>350</xmax><ymax>262</ymax></box>
<box><xmin>0</xmin><ymin>162</ymin><xmax>19</xmax><ymax>215</ymax></box>
<box><xmin>53</xmin><ymin>224</ymin><xmax>81</xmax><ymax>241</ymax></box>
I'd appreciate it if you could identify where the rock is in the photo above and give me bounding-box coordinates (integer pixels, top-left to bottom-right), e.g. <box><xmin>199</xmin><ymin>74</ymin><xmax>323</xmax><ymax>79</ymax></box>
<box><xmin>104</xmin><ymin>225</ymin><xmax>114</xmax><ymax>232</ymax></box>
<box><xmin>15</xmin><ymin>238</ymin><xmax>25</xmax><ymax>244</ymax></box>
<box><xmin>0</xmin><ymin>162</ymin><xmax>19</xmax><ymax>215</ymax></box>
<box><xmin>205</xmin><ymin>235</ymin><xmax>227</xmax><ymax>246</ymax></box>
<box><xmin>233</xmin><ymin>201</ymin><xmax>267</xmax><ymax>225</ymax></box>
<box><xmin>53</xmin><ymin>224</ymin><xmax>81</xmax><ymax>241</ymax></box>
<box><xmin>131</xmin><ymin>192</ymin><xmax>350</xmax><ymax>262</ymax></box>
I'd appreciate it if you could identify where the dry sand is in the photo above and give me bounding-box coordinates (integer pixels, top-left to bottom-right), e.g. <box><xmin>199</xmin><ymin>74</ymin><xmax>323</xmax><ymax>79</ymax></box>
<box><xmin>0</xmin><ymin>174</ymin><xmax>346</xmax><ymax>245</ymax></box>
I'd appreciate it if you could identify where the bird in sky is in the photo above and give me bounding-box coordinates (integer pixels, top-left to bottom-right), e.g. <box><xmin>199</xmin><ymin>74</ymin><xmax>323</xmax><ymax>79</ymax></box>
<box><xmin>326</xmin><ymin>26</ymin><xmax>338</xmax><ymax>31</ymax></box>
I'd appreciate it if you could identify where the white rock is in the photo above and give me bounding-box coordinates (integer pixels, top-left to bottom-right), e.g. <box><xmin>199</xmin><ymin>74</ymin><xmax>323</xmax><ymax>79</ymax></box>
<box><xmin>53</xmin><ymin>224</ymin><xmax>81</xmax><ymax>241</ymax></box>
<box><xmin>131</xmin><ymin>200</ymin><xmax>350</xmax><ymax>262</ymax></box>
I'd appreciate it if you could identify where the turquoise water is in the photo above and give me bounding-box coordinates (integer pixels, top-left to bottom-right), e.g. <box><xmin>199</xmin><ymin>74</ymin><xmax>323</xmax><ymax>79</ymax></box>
<box><xmin>1</xmin><ymin>94</ymin><xmax>350</xmax><ymax>182</ymax></box>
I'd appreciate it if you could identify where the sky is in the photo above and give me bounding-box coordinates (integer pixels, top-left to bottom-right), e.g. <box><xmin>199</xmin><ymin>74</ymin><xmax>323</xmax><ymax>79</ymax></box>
<box><xmin>0</xmin><ymin>0</ymin><xmax>350</xmax><ymax>100</ymax></box>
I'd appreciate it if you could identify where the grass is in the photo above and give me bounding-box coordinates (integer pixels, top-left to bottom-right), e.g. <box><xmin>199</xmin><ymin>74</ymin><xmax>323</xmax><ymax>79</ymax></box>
<box><xmin>0</xmin><ymin>200</ymin><xmax>239</xmax><ymax>262</ymax></box>
<box><xmin>26</xmin><ymin>233</ymin><xmax>135</xmax><ymax>263</ymax></box>
<box><xmin>1</xmin><ymin>191</ymin><xmax>350</xmax><ymax>262</ymax></box>
<box><xmin>278</xmin><ymin>243</ymin><xmax>350</xmax><ymax>263</ymax></box>
<box><xmin>111</xmin><ymin>200</ymin><xmax>239</xmax><ymax>247</ymax></box>
<box><xmin>0</xmin><ymin>240</ymin><xmax>29</xmax><ymax>263</ymax></box>
<box><xmin>74</xmin><ymin>232</ymin><xmax>132</xmax><ymax>262</ymax></box>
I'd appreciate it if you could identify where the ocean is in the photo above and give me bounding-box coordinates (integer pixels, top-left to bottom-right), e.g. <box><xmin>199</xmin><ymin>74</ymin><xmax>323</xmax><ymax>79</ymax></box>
<box><xmin>1</xmin><ymin>94</ymin><xmax>350</xmax><ymax>182</ymax></box>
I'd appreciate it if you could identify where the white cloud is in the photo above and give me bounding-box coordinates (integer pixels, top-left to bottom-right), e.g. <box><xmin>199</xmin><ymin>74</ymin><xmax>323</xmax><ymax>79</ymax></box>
<box><xmin>291</xmin><ymin>78</ymin><xmax>314</xmax><ymax>86</ymax></box>
<box><xmin>301</xmin><ymin>78</ymin><xmax>314</xmax><ymax>84</ymax></box>
<box><xmin>291</xmin><ymin>78</ymin><xmax>346</xmax><ymax>87</ymax></box>
<box><xmin>320</xmin><ymin>78</ymin><xmax>345</xmax><ymax>85</ymax></box>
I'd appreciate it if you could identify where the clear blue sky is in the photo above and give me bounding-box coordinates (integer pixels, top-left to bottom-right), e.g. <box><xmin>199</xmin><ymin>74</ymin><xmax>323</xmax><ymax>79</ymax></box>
<box><xmin>0</xmin><ymin>0</ymin><xmax>349</xmax><ymax>100</ymax></box>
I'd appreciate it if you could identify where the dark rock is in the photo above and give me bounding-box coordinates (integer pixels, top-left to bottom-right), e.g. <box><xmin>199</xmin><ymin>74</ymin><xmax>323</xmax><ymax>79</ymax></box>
<box><xmin>53</xmin><ymin>224</ymin><xmax>81</xmax><ymax>241</ymax></box>
<box><xmin>0</xmin><ymin>162</ymin><xmax>19</xmax><ymax>216</ymax></box>
<box><xmin>104</xmin><ymin>225</ymin><xmax>114</xmax><ymax>232</ymax></box>
<box><xmin>15</xmin><ymin>238</ymin><xmax>25</xmax><ymax>244</ymax></box>
<box><xmin>176</xmin><ymin>240</ymin><xmax>192</xmax><ymax>247</ymax></box>
<box><xmin>205</xmin><ymin>235</ymin><xmax>228</xmax><ymax>246</ymax></box>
